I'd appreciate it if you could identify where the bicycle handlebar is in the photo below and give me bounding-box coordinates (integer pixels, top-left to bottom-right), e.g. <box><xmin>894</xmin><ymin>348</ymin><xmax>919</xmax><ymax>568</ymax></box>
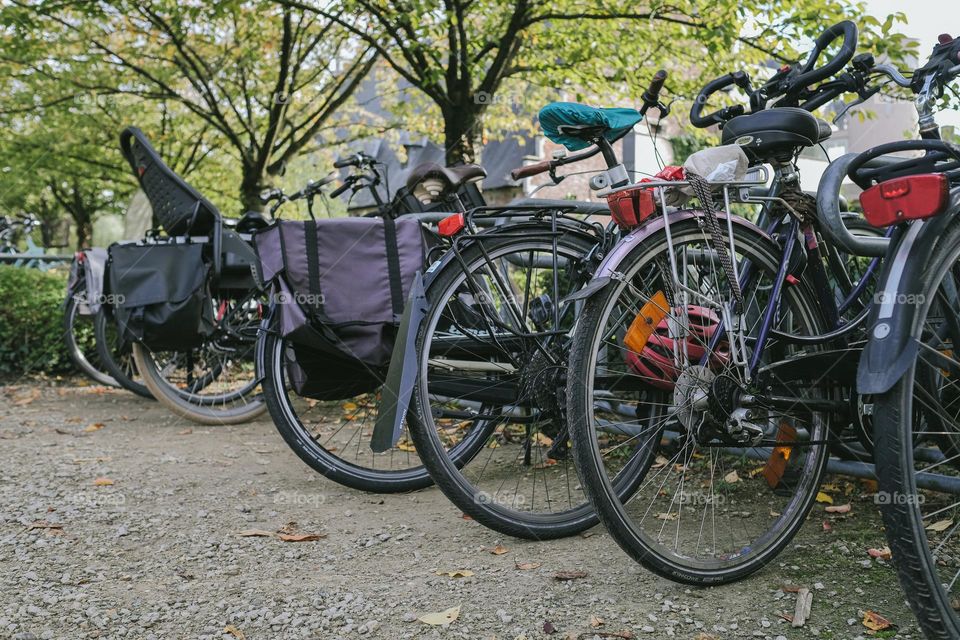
<box><xmin>788</xmin><ymin>20</ymin><xmax>859</xmax><ymax>95</ymax></box>
<box><xmin>689</xmin><ymin>72</ymin><xmax>749</xmax><ymax>128</ymax></box>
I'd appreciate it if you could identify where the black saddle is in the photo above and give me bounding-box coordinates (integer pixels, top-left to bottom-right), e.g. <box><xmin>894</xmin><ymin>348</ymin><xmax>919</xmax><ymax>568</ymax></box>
<box><xmin>721</xmin><ymin>107</ymin><xmax>831</xmax><ymax>161</ymax></box>
<box><xmin>405</xmin><ymin>162</ymin><xmax>487</xmax><ymax>192</ymax></box>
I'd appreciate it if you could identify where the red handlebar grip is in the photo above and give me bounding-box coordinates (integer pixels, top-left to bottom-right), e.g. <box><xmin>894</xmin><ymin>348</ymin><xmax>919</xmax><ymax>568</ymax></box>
<box><xmin>511</xmin><ymin>159</ymin><xmax>551</xmax><ymax>180</ymax></box>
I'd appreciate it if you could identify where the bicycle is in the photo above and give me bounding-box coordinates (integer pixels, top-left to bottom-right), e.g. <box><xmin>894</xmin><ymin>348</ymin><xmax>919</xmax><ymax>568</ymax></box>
<box><xmin>562</xmin><ymin>21</ymin><xmax>919</xmax><ymax>582</ymax></box>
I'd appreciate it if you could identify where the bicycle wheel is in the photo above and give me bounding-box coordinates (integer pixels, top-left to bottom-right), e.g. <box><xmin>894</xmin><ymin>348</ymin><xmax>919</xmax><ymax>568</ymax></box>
<box><xmin>407</xmin><ymin>225</ymin><xmax>606</xmax><ymax>540</ymax></box>
<box><xmin>258</xmin><ymin>312</ymin><xmax>493</xmax><ymax>493</ymax></box>
<box><xmin>568</xmin><ymin>215</ymin><xmax>830</xmax><ymax>584</ymax></box>
<box><xmin>133</xmin><ymin>291</ymin><xmax>266</xmax><ymax>424</ymax></box>
<box><xmin>874</xmin><ymin>219</ymin><xmax>960</xmax><ymax>639</ymax></box>
<box><xmin>64</xmin><ymin>289</ymin><xmax>117</xmax><ymax>387</ymax></box>
<box><xmin>93</xmin><ymin>308</ymin><xmax>153</xmax><ymax>398</ymax></box>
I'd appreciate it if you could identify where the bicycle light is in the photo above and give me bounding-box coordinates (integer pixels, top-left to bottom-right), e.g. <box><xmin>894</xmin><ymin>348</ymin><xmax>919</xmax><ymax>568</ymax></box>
<box><xmin>438</xmin><ymin>212</ymin><xmax>466</xmax><ymax>237</ymax></box>
<box><xmin>859</xmin><ymin>173</ymin><xmax>949</xmax><ymax>227</ymax></box>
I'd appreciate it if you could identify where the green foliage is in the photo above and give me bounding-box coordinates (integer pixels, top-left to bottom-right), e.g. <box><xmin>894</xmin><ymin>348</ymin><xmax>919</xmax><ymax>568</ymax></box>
<box><xmin>0</xmin><ymin>266</ymin><xmax>76</xmax><ymax>375</ymax></box>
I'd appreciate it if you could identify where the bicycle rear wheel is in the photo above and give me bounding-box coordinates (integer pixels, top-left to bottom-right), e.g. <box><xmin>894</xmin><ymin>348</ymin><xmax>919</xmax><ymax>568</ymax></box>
<box><xmin>407</xmin><ymin>225</ymin><xmax>608</xmax><ymax>539</ymax></box>
<box><xmin>568</xmin><ymin>216</ymin><xmax>830</xmax><ymax>584</ymax></box>
<box><xmin>874</xmin><ymin>219</ymin><xmax>960</xmax><ymax>639</ymax></box>
<box><xmin>63</xmin><ymin>290</ymin><xmax>117</xmax><ymax>387</ymax></box>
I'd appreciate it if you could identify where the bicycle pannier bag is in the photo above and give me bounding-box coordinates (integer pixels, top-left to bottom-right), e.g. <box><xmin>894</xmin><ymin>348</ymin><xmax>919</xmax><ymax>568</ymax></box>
<box><xmin>106</xmin><ymin>242</ymin><xmax>214</xmax><ymax>351</ymax></box>
<box><xmin>254</xmin><ymin>217</ymin><xmax>426</xmax><ymax>397</ymax></box>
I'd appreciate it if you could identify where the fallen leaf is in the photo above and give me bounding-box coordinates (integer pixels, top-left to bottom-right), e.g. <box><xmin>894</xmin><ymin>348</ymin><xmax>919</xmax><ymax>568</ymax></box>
<box><xmin>237</xmin><ymin>529</ymin><xmax>276</xmax><ymax>538</ymax></box>
<box><xmin>533</xmin><ymin>458</ymin><xmax>558</xmax><ymax>469</ymax></box>
<box><xmin>83</xmin><ymin>422</ymin><xmax>105</xmax><ymax>432</ymax></box>
<box><xmin>397</xmin><ymin>440</ymin><xmax>417</xmax><ymax>452</ymax></box>
<box><xmin>582</xmin><ymin>631</ymin><xmax>634</xmax><ymax>639</ymax></box>
<box><xmin>590</xmin><ymin>615</ymin><xmax>605</xmax><ymax>627</ymax></box>
<box><xmin>815</xmin><ymin>491</ymin><xmax>834</xmax><ymax>504</ymax></box>
<box><xmin>543</xmin><ymin>620</ymin><xmax>556</xmax><ymax>634</ymax></box>
<box><xmin>12</xmin><ymin>388</ymin><xmax>40</xmax><ymax>406</ymax></box>
<box><xmin>867</xmin><ymin>546</ymin><xmax>892</xmax><ymax>560</ymax></box>
<box><xmin>27</xmin><ymin>521</ymin><xmax>63</xmax><ymax>531</ymax></box>
<box><xmin>435</xmin><ymin>569</ymin><xmax>474</xmax><ymax>578</ymax></box>
<box><xmin>655</xmin><ymin>512</ymin><xmax>678</xmax><ymax>521</ymax></box>
<box><xmin>277</xmin><ymin>532</ymin><xmax>325</xmax><ymax>542</ymax></box>
<box><xmin>177</xmin><ymin>428</ymin><xmax>193</xmax><ymax>435</ymax></box>
<box><xmin>927</xmin><ymin>519</ymin><xmax>954</xmax><ymax>533</ymax></box>
<box><xmin>862</xmin><ymin>610</ymin><xmax>892</xmax><ymax>631</ymax></box>
<box><xmin>651</xmin><ymin>455</ymin><xmax>669</xmax><ymax>469</ymax></box>
<box><xmin>490</xmin><ymin>544</ymin><xmax>509</xmax><ymax>555</ymax></box>
<box><xmin>782</xmin><ymin>585</ymin><xmax>803</xmax><ymax>593</ymax></box>
<box><xmin>553</xmin><ymin>570</ymin><xmax>587</xmax><ymax>581</ymax></box>
<box><xmin>418</xmin><ymin>605</ymin><xmax>460</xmax><ymax>626</ymax></box>
<box><xmin>93</xmin><ymin>477</ymin><xmax>114</xmax><ymax>486</ymax></box>
<box><xmin>223</xmin><ymin>624</ymin><xmax>246</xmax><ymax>640</ymax></box>
<box><xmin>460</xmin><ymin>513</ymin><xmax>473</xmax><ymax>520</ymax></box>
<box><xmin>532</xmin><ymin>432</ymin><xmax>553</xmax><ymax>446</ymax></box>
<box><xmin>825</xmin><ymin>503</ymin><xmax>851</xmax><ymax>514</ymax></box>
<box><xmin>515</xmin><ymin>561</ymin><xmax>541</xmax><ymax>571</ymax></box>
<box><xmin>822</xmin><ymin>520</ymin><xmax>832</xmax><ymax>532</ymax></box>
<box><xmin>342</xmin><ymin>401</ymin><xmax>358</xmax><ymax>412</ymax></box>
<box><xmin>723</xmin><ymin>470</ymin><xmax>740</xmax><ymax>483</ymax></box>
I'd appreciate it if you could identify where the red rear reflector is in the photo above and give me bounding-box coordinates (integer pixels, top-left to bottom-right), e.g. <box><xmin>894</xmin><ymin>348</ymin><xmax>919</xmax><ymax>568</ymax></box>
<box><xmin>138</xmin><ymin>166</ymin><xmax>146</xmax><ymax>177</ymax></box>
<box><xmin>859</xmin><ymin>174</ymin><xmax>949</xmax><ymax>228</ymax></box>
<box><xmin>438</xmin><ymin>213</ymin><xmax>466</xmax><ymax>237</ymax></box>
<box><xmin>606</xmin><ymin>187</ymin><xmax>657</xmax><ymax>229</ymax></box>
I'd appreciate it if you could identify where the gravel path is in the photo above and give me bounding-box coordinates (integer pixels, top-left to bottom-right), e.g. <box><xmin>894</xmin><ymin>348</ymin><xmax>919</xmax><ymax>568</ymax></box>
<box><xmin>0</xmin><ymin>383</ymin><xmax>922</xmax><ymax>639</ymax></box>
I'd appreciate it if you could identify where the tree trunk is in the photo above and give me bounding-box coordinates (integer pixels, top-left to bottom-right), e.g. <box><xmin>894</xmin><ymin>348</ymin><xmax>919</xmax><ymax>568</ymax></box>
<box><xmin>443</xmin><ymin>109</ymin><xmax>483</xmax><ymax>166</ymax></box>
<box><xmin>240</xmin><ymin>167</ymin><xmax>267</xmax><ymax>214</ymax></box>
<box><xmin>71</xmin><ymin>210</ymin><xmax>93</xmax><ymax>250</ymax></box>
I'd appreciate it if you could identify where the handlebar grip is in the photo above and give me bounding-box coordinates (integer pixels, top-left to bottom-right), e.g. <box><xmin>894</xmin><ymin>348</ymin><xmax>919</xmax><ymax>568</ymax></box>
<box><xmin>642</xmin><ymin>70</ymin><xmax>667</xmax><ymax>104</ymax></box>
<box><xmin>334</xmin><ymin>155</ymin><xmax>357</xmax><ymax>169</ymax></box>
<box><xmin>690</xmin><ymin>73</ymin><xmax>737</xmax><ymax>128</ymax></box>
<box><xmin>790</xmin><ymin>20</ymin><xmax>858</xmax><ymax>91</ymax></box>
<box><xmin>511</xmin><ymin>159</ymin><xmax>552</xmax><ymax>180</ymax></box>
<box><xmin>329</xmin><ymin>181</ymin><xmax>351</xmax><ymax>198</ymax></box>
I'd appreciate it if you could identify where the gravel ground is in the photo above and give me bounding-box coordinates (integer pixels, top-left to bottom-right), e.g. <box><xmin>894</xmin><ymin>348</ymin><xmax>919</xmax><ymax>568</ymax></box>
<box><xmin>0</xmin><ymin>382</ymin><xmax>923</xmax><ymax>639</ymax></box>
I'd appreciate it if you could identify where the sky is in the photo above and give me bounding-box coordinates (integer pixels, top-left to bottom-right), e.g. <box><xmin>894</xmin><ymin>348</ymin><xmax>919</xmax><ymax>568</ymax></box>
<box><xmin>861</xmin><ymin>0</ymin><xmax>960</xmax><ymax>127</ymax></box>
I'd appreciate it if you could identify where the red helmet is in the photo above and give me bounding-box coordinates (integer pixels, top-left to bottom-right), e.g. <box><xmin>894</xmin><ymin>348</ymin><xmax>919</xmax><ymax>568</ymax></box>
<box><xmin>625</xmin><ymin>305</ymin><xmax>729</xmax><ymax>390</ymax></box>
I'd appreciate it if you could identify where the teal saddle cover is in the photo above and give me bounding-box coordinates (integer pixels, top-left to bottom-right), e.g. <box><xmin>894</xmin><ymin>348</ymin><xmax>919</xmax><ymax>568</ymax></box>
<box><xmin>538</xmin><ymin>102</ymin><xmax>643</xmax><ymax>151</ymax></box>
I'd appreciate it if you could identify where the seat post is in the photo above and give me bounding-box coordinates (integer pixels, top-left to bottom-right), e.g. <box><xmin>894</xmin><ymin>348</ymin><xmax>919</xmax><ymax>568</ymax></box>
<box><xmin>595</xmin><ymin>136</ymin><xmax>630</xmax><ymax>188</ymax></box>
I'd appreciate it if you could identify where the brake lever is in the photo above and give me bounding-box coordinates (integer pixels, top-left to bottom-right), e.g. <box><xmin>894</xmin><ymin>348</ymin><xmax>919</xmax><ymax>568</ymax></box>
<box><xmin>832</xmin><ymin>85</ymin><xmax>881</xmax><ymax>123</ymax></box>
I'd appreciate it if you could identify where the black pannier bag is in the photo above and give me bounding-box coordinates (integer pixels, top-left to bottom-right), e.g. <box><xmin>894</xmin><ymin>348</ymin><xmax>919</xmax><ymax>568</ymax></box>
<box><xmin>254</xmin><ymin>216</ymin><xmax>427</xmax><ymax>399</ymax></box>
<box><xmin>106</xmin><ymin>241</ymin><xmax>214</xmax><ymax>351</ymax></box>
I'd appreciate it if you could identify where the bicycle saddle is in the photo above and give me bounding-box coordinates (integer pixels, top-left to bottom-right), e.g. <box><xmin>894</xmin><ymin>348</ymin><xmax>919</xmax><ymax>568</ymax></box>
<box><xmin>539</xmin><ymin>102</ymin><xmax>642</xmax><ymax>151</ymax></box>
<box><xmin>235</xmin><ymin>210</ymin><xmax>273</xmax><ymax>233</ymax></box>
<box><xmin>405</xmin><ymin>162</ymin><xmax>487</xmax><ymax>193</ymax></box>
<box><xmin>721</xmin><ymin>107</ymin><xmax>830</xmax><ymax>161</ymax></box>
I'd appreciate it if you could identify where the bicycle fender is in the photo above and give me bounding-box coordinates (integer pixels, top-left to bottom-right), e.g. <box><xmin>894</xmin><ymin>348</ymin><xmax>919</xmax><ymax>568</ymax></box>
<box><xmin>564</xmin><ymin>210</ymin><xmax>769</xmax><ymax>303</ymax></box>
<box><xmin>371</xmin><ymin>271</ymin><xmax>428</xmax><ymax>453</ymax></box>
<box><xmin>857</xmin><ymin>211</ymin><xmax>957</xmax><ymax>395</ymax></box>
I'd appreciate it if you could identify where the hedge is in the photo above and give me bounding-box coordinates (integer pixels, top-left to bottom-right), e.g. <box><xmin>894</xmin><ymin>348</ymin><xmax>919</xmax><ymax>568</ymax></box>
<box><xmin>0</xmin><ymin>265</ymin><xmax>85</xmax><ymax>375</ymax></box>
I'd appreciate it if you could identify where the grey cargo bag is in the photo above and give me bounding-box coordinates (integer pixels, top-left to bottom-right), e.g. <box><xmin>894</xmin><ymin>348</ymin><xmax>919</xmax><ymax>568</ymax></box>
<box><xmin>253</xmin><ymin>217</ymin><xmax>426</xmax><ymax>399</ymax></box>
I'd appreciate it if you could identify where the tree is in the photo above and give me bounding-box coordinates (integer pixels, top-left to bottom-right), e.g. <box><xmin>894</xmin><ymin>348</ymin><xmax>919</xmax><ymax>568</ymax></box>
<box><xmin>280</xmin><ymin>0</ymin><xmax>914</xmax><ymax>165</ymax></box>
<box><xmin>3</xmin><ymin>0</ymin><xmax>378</xmax><ymax>212</ymax></box>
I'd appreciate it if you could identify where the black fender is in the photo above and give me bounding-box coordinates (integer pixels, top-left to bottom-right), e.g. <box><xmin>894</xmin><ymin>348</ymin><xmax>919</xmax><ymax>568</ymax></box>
<box><xmin>563</xmin><ymin>209</ymin><xmax>770</xmax><ymax>304</ymax></box>
<box><xmin>857</xmin><ymin>206</ymin><xmax>959</xmax><ymax>395</ymax></box>
<box><xmin>370</xmin><ymin>218</ymin><xmax>601</xmax><ymax>452</ymax></box>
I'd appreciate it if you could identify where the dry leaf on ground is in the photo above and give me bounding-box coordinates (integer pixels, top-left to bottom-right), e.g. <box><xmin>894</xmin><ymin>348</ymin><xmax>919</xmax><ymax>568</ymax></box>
<box><xmin>83</xmin><ymin>423</ymin><xmax>105</xmax><ymax>432</ymax></box>
<box><xmin>490</xmin><ymin>544</ymin><xmax>509</xmax><ymax>555</ymax></box>
<box><xmin>223</xmin><ymin>624</ymin><xmax>246</xmax><ymax>640</ymax></box>
<box><xmin>237</xmin><ymin>529</ymin><xmax>275</xmax><ymax>538</ymax></box>
<box><xmin>418</xmin><ymin>605</ymin><xmax>460</xmax><ymax>626</ymax></box>
<box><xmin>926</xmin><ymin>519</ymin><xmax>954</xmax><ymax>533</ymax></box>
<box><xmin>862</xmin><ymin>610</ymin><xmax>892</xmax><ymax>631</ymax></box>
<box><xmin>435</xmin><ymin>569</ymin><xmax>474</xmax><ymax>578</ymax></box>
<box><xmin>515</xmin><ymin>561</ymin><xmax>541</xmax><ymax>570</ymax></box>
<box><xmin>815</xmin><ymin>491</ymin><xmax>834</xmax><ymax>504</ymax></box>
<box><xmin>277</xmin><ymin>532</ymin><xmax>325</xmax><ymax>542</ymax></box>
<box><xmin>723</xmin><ymin>470</ymin><xmax>740</xmax><ymax>483</ymax></box>
<box><xmin>93</xmin><ymin>477</ymin><xmax>114</xmax><ymax>486</ymax></box>
<box><xmin>792</xmin><ymin>588</ymin><xmax>812</xmax><ymax>627</ymax></box>
<box><xmin>825</xmin><ymin>503</ymin><xmax>851</xmax><ymax>514</ymax></box>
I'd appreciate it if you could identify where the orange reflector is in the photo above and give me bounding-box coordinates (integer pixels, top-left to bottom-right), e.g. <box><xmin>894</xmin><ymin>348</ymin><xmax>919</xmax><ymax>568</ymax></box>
<box><xmin>762</xmin><ymin>421</ymin><xmax>796</xmax><ymax>489</ymax></box>
<box><xmin>624</xmin><ymin>291</ymin><xmax>669</xmax><ymax>354</ymax></box>
<box><xmin>438</xmin><ymin>213</ymin><xmax>466</xmax><ymax>237</ymax></box>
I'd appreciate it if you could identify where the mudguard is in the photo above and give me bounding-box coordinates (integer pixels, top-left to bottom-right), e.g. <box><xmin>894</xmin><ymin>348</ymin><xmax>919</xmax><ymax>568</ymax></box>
<box><xmin>563</xmin><ymin>209</ymin><xmax>770</xmax><ymax>304</ymax></box>
<box><xmin>857</xmin><ymin>201</ymin><xmax>960</xmax><ymax>394</ymax></box>
<box><xmin>370</xmin><ymin>219</ymin><xmax>601</xmax><ymax>451</ymax></box>
<box><xmin>371</xmin><ymin>271</ymin><xmax>428</xmax><ymax>452</ymax></box>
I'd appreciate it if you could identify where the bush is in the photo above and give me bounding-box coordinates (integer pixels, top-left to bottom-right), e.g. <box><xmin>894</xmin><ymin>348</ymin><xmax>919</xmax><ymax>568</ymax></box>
<box><xmin>0</xmin><ymin>265</ymin><xmax>80</xmax><ymax>375</ymax></box>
